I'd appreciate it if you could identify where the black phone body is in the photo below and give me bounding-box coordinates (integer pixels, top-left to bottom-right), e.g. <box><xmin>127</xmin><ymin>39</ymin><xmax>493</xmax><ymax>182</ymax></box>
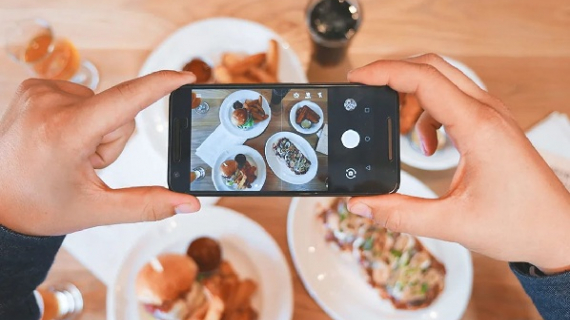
<box><xmin>169</xmin><ymin>83</ymin><xmax>399</xmax><ymax>196</ymax></box>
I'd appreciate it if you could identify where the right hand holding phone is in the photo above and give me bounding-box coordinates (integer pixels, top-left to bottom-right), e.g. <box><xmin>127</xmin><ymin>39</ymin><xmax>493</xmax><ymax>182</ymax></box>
<box><xmin>347</xmin><ymin>54</ymin><xmax>570</xmax><ymax>273</ymax></box>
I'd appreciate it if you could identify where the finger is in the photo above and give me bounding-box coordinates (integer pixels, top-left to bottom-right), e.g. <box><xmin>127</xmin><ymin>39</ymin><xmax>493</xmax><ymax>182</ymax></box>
<box><xmin>89</xmin><ymin>120</ymin><xmax>135</xmax><ymax>169</ymax></box>
<box><xmin>348</xmin><ymin>60</ymin><xmax>481</xmax><ymax>131</ymax></box>
<box><xmin>48</xmin><ymin>80</ymin><xmax>95</xmax><ymax>98</ymax></box>
<box><xmin>347</xmin><ymin>195</ymin><xmax>454</xmax><ymax>240</ymax></box>
<box><xmin>80</xmin><ymin>71</ymin><xmax>195</xmax><ymax>135</ymax></box>
<box><xmin>96</xmin><ymin>186</ymin><xmax>201</xmax><ymax>225</ymax></box>
<box><xmin>415</xmin><ymin>111</ymin><xmax>441</xmax><ymax>156</ymax></box>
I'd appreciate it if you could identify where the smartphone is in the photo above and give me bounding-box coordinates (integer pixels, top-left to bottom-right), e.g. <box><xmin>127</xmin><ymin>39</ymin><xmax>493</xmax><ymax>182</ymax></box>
<box><xmin>169</xmin><ymin>83</ymin><xmax>399</xmax><ymax>196</ymax></box>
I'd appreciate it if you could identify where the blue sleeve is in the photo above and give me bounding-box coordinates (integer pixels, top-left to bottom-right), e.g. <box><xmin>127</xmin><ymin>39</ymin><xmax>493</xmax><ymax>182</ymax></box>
<box><xmin>0</xmin><ymin>225</ymin><xmax>64</xmax><ymax>320</ymax></box>
<box><xmin>510</xmin><ymin>262</ymin><xmax>570</xmax><ymax>320</ymax></box>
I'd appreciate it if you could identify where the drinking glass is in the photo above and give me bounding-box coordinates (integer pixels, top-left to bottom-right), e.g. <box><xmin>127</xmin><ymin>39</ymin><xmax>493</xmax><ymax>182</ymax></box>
<box><xmin>306</xmin><ymin>0</ymin><xmax>362</xmax><ymax>66</ymax></box>
<box><xmin>191</xmin><ymin>92</ymin><xmax>210</xmax><ymax>114</ymax></box>
<box><xmin>190</xmin><ymin>166</ymin><xmax>206</xmax><ymax>183</ymax></box>
<box><xmin>5</xmin><ymin>18</ymin><xmax>99</xmax><ymax>90</ymax></box>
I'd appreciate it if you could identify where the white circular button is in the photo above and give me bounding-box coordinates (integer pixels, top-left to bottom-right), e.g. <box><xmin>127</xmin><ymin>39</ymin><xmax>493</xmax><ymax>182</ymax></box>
<box><xmin>341</xmin><ymin>130</ymin><xmax>360</xmax><ymax>149</ymax></box>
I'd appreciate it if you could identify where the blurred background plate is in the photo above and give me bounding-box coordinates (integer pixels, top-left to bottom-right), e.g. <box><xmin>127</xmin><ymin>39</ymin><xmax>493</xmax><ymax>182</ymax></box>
<box><xmin>287</xmin><ymin>171</ymin><xmax>473</xmax><ymax>320</ymax></box>
<box><xmin>136</xmin><ymin>17</ymin><xmax>307</xmax><ymax>160</ymax></box>
<box><xmin>107</xmin><ymin>206</ymin><xmax>293</xmax><ymax>320</ymax></box>
<box><xmin>400</xmin><ymin>56</ymin><xmax>487</xmax><ymax>171</ymax></box>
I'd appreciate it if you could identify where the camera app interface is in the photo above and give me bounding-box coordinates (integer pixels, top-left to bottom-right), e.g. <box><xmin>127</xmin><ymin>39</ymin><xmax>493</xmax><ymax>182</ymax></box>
<box><xmin>189</xmin><ymin>88</ymin><xmax>329</xmax><ymax>192</ymax></box>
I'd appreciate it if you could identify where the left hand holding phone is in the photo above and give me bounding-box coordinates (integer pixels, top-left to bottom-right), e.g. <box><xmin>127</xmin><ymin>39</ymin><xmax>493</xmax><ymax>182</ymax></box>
<box><xmin>0</xmin><ymin>71</ymin><xmax>200</xmax><ymax>236</ymax></box>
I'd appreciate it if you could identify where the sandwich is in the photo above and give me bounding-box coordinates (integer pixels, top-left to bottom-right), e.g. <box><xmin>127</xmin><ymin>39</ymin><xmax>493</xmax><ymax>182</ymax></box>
<box><xmin>231</xmin><ymin>108</ymin><xmax>254</xmax><ymax>130</ymax></box>
<box><xmin>136</xmin><ymin>254</ymin><xmax>210</xmax><ymax>320</ymax></box>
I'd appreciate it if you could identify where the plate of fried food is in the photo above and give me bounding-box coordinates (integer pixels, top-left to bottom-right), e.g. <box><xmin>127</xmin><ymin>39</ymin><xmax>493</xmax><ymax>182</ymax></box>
<box><xmin>107</xmin><ymin>206</ymin><xmax>293</xmax><ymax>320</ymax></box>
<box><xmin>289</xmin><ymin>101</ymin><xmax>324</xmax><ymax>135</ymax></box>
<box><xmin>220</xmin><ymin>90</ymin><xmax>271</xmax><ymax>139</ymax></box>
<box><xmin>212</xmin><ymin>145</ymin><xmax>266</xmax><ymax>191</ymax></box>
<box><xmin>265</xmin><ymin>132</ymin><xmax>318</xmax><ymax>185</ymax></box>
<box><xmin>287</xmin><ymin>171</ymin><xmax>473</xmax><ymax>320</ymax></box>
<box><xmin>399</xmin><ymin>56</ymin><xmax>486</xmax><ymax>170</ymax></box>
<box><xmin>136</xmin><ymin>17</ymin><xmax>307</xmax><ymax>159</ymax></box>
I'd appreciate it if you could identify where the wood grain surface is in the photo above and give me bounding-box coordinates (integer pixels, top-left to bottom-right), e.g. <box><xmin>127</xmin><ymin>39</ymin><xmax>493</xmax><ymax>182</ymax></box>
<box><xmin>2</xmin><ymin>0</ymin><xmax>570</xmax><ymax>320</ymax></box>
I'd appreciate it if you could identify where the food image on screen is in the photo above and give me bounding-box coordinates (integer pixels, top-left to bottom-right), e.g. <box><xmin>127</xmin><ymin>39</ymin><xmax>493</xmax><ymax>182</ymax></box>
<box><xmin>220</xmin><ymin>154</ymin><xmax>258</xmax><ymax>190</ymax></box>
<box><xmin>295</xmin><ymin>105</ymin><xmax>321</xmax><ymax>129</ymax></box>
<box><xmin>231</xmin><ymin>96</ymin><xmax>269</xmax><ymax>130</ymax></box>
<box><xmin>190</xmin><ymin>88</ymin><xmax>328</xmax><ymax>192</ymax></box>
<box><xmin>272</xmin><ymin>137</ymin><xmax>311</xmax><ymax>175</ymax></box>
<box><xmin>319</xmin><ymin>198</ymin><xmax>446</xmax><ymax>310</ymax></box>
<box><xmin>136</xmin><ymin>237</ymin><xmax>258</xmax><ymax>320</ymax></box>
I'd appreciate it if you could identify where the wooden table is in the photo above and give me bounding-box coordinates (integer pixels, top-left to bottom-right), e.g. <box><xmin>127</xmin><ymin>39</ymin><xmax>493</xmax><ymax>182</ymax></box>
<box><xmin>1</xmin><ymin>0</ymin><xmax>569</xmax><ymax>319</ymax></box>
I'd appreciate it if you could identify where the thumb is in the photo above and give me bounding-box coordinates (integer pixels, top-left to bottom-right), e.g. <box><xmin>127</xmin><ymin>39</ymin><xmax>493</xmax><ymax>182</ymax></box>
<box><xmin>97</xmin><ymin>186</ymin><xmax>201</xmax><ymax>225</ymax></box>
<box><xmin>347</xmin><ymin>194</ymin><xmax>453</xmax><ymax>240</ymax></box>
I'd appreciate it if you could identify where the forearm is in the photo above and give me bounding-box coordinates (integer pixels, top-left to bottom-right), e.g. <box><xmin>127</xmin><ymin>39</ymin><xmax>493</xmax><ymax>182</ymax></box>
<box><xmin>0</xmin><ymin>225</ymin><xmax>64</xmax><ymax>320</ymax></box>
<box><xmin>511</xmin><ymin>262</ymin><xmax>570</xmax><ymax>320</ymax></box>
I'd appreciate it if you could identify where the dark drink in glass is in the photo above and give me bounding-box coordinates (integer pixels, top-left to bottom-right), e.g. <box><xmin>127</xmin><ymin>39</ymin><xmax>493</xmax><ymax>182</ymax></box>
<box><xmin>270</xmin><ymin>88</ymin><xmax>290</xmax><ymax>105</ymax></box>
<box><xmin>306</xmin><ymin>0</ymin><xmax>362</xmax><ymax>66</ymax></box>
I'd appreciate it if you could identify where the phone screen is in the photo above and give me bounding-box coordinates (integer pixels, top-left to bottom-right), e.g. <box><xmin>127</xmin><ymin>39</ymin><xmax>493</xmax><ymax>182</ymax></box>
<box><xmin>170</xmin><ymin>84</ymin><xmax>399</xmax><ymax>196</ymax></box>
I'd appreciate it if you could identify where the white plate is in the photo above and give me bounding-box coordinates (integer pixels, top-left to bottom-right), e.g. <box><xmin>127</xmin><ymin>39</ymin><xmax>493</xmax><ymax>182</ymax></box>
<box><xmin>287</xmin><ymin>171</ymin><xmax>473</xmax><ymax>320</ymax></box>
<box><xmin>289</xmin><ymin>100</ymin><xmax>324</xmax><ymax>135</ymax></box>
<box><xmin>219</xmin><ymin>90</ymin><xmax>271</xmax><ymax>139</ymax></box>
<box><xmin>400</xmin><ymin>56</ymin><xmax>486</xmax><ymax>170</ymax></box>
<box><xmin>136</xmin><ymin>17</ymin><xmax>308</xmax><ymax>160</ymax></box>
<box><xmin>107</xmin><ymin>206</ymin><xmax>293</xmax><ymax>320</ymax></box>
<box><xmin>212</xmin><ymin>145</ymin><xmax>267</xmax><ymax>191</ymax></box>
<box><xmin>265</xmin><ymin>132</ymin><xmax>318</xmax><ymax>184</ymax></box>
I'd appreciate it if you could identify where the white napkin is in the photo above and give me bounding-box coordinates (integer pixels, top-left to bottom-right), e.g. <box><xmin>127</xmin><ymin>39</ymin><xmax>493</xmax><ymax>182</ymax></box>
<box><xmin>62</xmin><ymin>127</ymin><xmax>219</xmax><ymax>286</ymax></box>
<box><xmin>526</xmin><ymin>111</ymin><xmax>570</xmax><ymax>190</ymax></box>
<box><xmin>196</xmin><ymin>125</ymin><xmax>247</xmax><ymax>167</ymax></box>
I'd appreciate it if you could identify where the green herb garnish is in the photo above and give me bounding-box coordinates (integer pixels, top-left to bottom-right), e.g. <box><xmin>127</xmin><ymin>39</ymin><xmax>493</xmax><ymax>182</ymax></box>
<box><xmin>390</xmin><ymin>249</ymin><xmax>402</xmax><ymax>257</ymax></box>
<box><xmin>362</xmin><ymin>237</ymin><xmax>374</xmax><ymax>251</ymax></box>
<box><xmin>421</xmin><ymin>283</ymin><xmax>429</xmax><ymax>294</ymax></box>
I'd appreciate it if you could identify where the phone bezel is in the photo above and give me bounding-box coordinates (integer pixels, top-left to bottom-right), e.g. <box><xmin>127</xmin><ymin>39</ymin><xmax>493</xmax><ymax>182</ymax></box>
<box><xmin>168</xmin><ymin>83</ymin><xmax>400</xmax><ymax>196</ymax></box>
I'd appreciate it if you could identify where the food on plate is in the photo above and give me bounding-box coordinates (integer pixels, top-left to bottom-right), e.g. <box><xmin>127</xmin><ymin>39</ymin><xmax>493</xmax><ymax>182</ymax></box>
<box><xmin>213</xmin><ymin>39</ymin><xmax>279</xmax><ymax>83</ymax></box>
<box><xmin>136</xmin><ymin>237</ymin><xmax>258</xmax><ymax>320</ymax></box>
<box><xmin>231</xmin><ymin>95</ymin><xmax>269</xmax><ymax>130</ymax></box>
<box><xmin>136</xmin><ymin>254</ymin><xmax>207</xmax><ymax>320</ymax></box>
<box><xmin>272</xmin><ymin>137</ymin><xmax>311</xmax><ymax>175</ymax></box>
<box><xmin>295</xmin><ymin>105</ymin><xmax>321</xmax><ymax>129</ymax></box>
<box><xmin>399</xmin><ymin>93</ymin><xmax>423</xmax><ymax>135</ymax></box>
<box><xmin>183</xmin><ymin>58</ymin><xmax>213</xmax><ymax>83</ymax></box>
<box><xmin>319</xmin><ymin>198</ymin><xmax>446</xmax><ymax>310</ymax></box>
<box><xmin>231</xmin><ymin>108</ymin><xmax>254</xmax><ymax>130</ymax></box>
<box><xmin>220</xmin><ymin>154</ymin><xmax>258</xmax><ymax>190</ymax></box>
<box><xmin>187</xmin><ymin>237</ymin><xmax>223</xmax><ymax>273</ymax></box>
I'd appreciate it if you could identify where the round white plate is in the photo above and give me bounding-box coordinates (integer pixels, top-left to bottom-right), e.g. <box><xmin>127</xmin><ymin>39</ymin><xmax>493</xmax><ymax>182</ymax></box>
<box><xmin>289</xmin><ymin>100</ymin><xmax>324</xmax><ymax>135</ymax></box>
<box><xmin>107</xmin><ymin>206</ymin><xmax>293</xmax><ymax>320</ymax></box>
<box><xmin>136</xmin><ymin>17</ymin><xmax>308</xmax><ymax>159</ymax></box>
<box><xmin>219</xmin><ymin>90</ymin><xmax>271</xmax><ymax>139</ymax></box>
<box><xmin>265</xmin><ymin>132</ymin><xmax>318</xmax><ymax>184</ymax></box>
<box><xmin>287</xmin><ymin>171</ymin><xmax>473</xmax><ymax>320</ymax></box>
<box><xmin>400</xmin><ymin>56</ymin><xmax>486</xmax><ymax>170</ymax></box>
<box><xmin>212</xmin><ymin>145</ymin><xmax>267</xmax><ymax>191</ymax></box>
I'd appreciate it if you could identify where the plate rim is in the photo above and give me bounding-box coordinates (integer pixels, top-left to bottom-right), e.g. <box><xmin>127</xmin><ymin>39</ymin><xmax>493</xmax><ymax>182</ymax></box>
<box><xmin>211</xmin><ymin>144</ymin><xmax>267</xmax><ymax>191</ymax></box>
<box><xmin>106</xmin><ymin>205</ymin><xmax>294</xmax><ymax>320</ymax></box>
<box><xmin>286</xmin><ymin>172</ymin><xmax>473</xmax><ymax>320</ymax></box>
<box><xmin>264</xmin><ymin>131</ymin><xmax>319</xmax><ymax>184</ymax></box>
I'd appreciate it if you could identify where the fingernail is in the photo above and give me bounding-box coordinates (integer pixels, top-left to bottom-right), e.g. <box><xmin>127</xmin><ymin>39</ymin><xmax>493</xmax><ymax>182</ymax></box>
<box><xmin>181</xmin><ymin>71</ymin><xmax>196</xmax><ymax>81</ymax></box>
<box><xmin>420</xmin><ymin>139</ymin><xmax>429</xmax><ymax>156</ymax></box>
<box><xmin>349</xmin><ymin>202</ymin><xmax>372</xmax><ymax>218</ymax></box>
<box><xmin>175</xmin><ymin>203</ymin><xmax>197</xmax><ymax>214</ymax></box>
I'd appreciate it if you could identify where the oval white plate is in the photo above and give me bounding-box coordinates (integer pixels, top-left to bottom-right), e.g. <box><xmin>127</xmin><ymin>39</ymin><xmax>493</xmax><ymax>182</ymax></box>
<box><xmin>212</xmin><ymin>145</ymin><xmax>267</xmax><ymax>191</ymax></box>
<box><xmin>287</xmin><ymin>171</ymin><xmax>473</xmax><ymax>320</ymax></box>
<box><xmin>289</xmin><ymin>100</ymin><xmax>324</xmax><ymax>135</ymax></box>
<box><xmin>400</xmin><ymin>56</ymin><xmax>486</xmax><ymax>170</ymax></box>
<box><xmin>219</xmin><ymin>90</ymin><xmax>271</xmax><ymax>139</ymax></box>
<box><xmin>265</xmin><ymin>132</ymin><xmax>318</xmax><ymax>184</ymax></box>
<box><xmin>136</xmin><ymin>17</ymin><xmax>308</xmax><ymax>160</ymax></box>
<box><xmin>107</xmin><ymin>206</ymin><xmax>293</xmax><ymax>320</ymax></box>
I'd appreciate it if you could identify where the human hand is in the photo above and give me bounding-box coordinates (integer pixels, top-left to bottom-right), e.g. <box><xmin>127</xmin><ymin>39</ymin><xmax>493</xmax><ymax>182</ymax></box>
<box><xmin>0</xmin><ymin>71</ymin><xmax>200</xmax><ymax>236</ymax></box>
<box><xmin>347</xmin><ymin>54</ymin><xmax>570</xmax><ymax>273</ymax></box>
